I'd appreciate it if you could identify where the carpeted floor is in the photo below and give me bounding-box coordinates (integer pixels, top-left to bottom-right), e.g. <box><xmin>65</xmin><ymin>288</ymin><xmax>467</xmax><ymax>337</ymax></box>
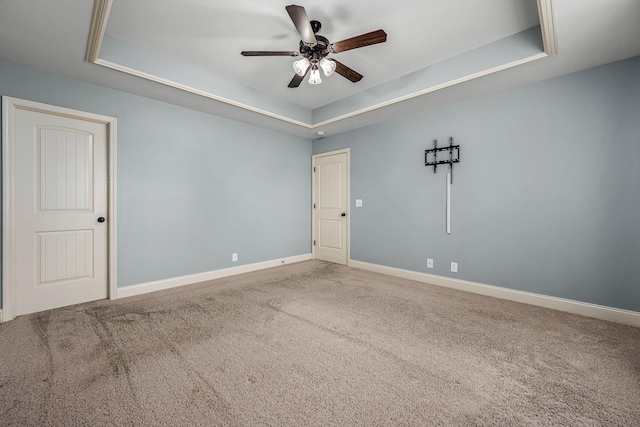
<box><xmin>1</xmin><ymin>260</ymin><xmax>639</xmax><ymax>426</ymax></box>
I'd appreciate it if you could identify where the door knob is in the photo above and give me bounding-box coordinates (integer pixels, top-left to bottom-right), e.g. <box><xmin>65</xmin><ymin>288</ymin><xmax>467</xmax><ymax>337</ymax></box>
<box><xmin>97</xmin><ymin>217</ymin><xmax>106</xmax><ymax>223</ymax></box>
<box><xmin>341</xmin><ymin>213</ymin><xmax>346</xmax><ymax>217</ymax></box>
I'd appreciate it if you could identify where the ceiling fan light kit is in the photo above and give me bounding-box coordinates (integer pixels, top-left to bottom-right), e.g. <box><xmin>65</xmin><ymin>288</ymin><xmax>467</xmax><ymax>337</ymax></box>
<box><xmin>319</xmin><ymin>58</ymin><xmax>336</xmax><ymax>76</ymax></box>
<box><xmin>241</xmin><ymin>4</ymin><xmax>387</xmax><ymax>87</ymax></box>
<box><xmin>293</xmin><ymin>57</ymin><xmax>310</xmax><ymax>76</ymax></box>
<box><xmin>309</xmin><ymin>64</ymin><xmax>322</xmax><ymax>85</ymax></box>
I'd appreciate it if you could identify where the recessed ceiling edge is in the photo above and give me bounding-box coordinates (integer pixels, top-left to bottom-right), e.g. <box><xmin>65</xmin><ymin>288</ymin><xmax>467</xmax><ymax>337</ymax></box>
<box><xmin>84</xmin><ymin>0</ymin><xmax>113</xmax><ymax>63</ymax></box>
<box><xmin>84</xmin><ymin>1</ymin><xmax>557</xmax><ymax>133</ymax></box>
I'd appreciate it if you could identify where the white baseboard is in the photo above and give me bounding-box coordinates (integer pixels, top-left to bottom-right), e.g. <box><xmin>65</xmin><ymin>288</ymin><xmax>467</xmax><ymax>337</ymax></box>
<box><xmin>349</xmin><ymin>260</ymin><xmax>640</xmax><ymax>328</ymax></box>
<box><xmin>0</xmin><ymin>309</ymin><xmax>3</xmax><ymax>324</ymax></box>
<box><xmin>117</xmin><ymin>254</ymin><xmax>312</xmax><ymax>299</ymax></box>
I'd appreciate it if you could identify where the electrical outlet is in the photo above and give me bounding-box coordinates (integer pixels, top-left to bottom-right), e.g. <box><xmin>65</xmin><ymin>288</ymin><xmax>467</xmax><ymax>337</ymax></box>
<box><xmin>232</xmin><ymin>253</ymin><xmax>238</xmax><ymax>262</ymax></box>
<box><xmin>450</xmin><ymin>262</ymin><xmax>458</xmax><ymax>273</ymax></box>
<box><xmin>427</xmin><ymin>258</ymin><xmax>434</xmax><ymax>269</ymax></box>
<box><xmin>355</xmin><ymin>199</ymin><xmax>363</xmax><ymax>207</ymax></box>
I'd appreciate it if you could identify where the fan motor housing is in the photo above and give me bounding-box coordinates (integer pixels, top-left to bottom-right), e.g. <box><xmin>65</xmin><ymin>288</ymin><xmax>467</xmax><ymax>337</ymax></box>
<box><xmin>299</xmin><ymin>35</ymin><xmax>330</xmax><ymax>61</ymax></box>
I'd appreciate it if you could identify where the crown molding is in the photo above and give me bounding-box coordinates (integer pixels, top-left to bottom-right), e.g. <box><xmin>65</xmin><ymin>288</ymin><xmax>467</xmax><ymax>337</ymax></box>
<box><xmin>537</xmin><ymin>0</ymin><xmax>558</xmax><ymax>56</ymax></box>
<box><xmin>313</xmin><ymin>52</ymin><xmax>547</xmax><ymax>129</ymax></box>
<box><xmin>84</xmin><ymin>0</ymin><xmax>113</xmax><ymax>63</ymax></box>
<box><xmin>94</xmin><ymin>58</ymin><xmax>313</xmax><ymax>129</ymax></box>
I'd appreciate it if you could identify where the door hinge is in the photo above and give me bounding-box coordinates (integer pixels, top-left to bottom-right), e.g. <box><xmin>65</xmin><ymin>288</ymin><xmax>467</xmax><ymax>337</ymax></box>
<box><xmin>313</xmin><ymin>167</ymin><xmax>316</xmax><ymax>172</ymax></box>
<box><xmin>313</xmin><ymin>203</ymin><xmax>316</xmax><ymax>209</ymax></box>
<box><xmin>313</xmin><ymin>240</ymin><xmax>316</xmax><ymax>246</ymax></box>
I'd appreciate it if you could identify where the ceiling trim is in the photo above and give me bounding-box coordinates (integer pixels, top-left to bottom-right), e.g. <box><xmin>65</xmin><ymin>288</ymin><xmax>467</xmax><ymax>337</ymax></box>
<box><xmin>94</xmin><ymin>58</ymin><xmax>313</xmax><ymax>128</ymax></box>
<box><xmin>85</xmin><ymin>1</ymin><xmax>557</xmax><ymax>131</ymax></box>
<box><xmin>84</xmin><ymin>0</ymin><xmax>113</xmax><ymax>63</ymax></box>
<box><xmin>537</xmin><ymin>0</ymin><xmax>558</xmax><ymax>56</ymax></box>
<box><xmin>313</xmin><ymin>52</ymin><xmax>548</xmax><ymax>129</ymax></box>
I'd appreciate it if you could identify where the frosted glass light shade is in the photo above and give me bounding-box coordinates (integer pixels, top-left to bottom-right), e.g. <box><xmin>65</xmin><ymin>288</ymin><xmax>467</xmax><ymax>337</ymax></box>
<box><xmin>319</xmin><ymin>58</ymin><xmax>336</xmax><ymax>76</ymax></box>
<box><xmin>293</xmin><ymin>57</ymin><xmax>310</xmax><ymax>76</ymax></box>
<box><xmin>308</xmin><ymin>65</ymin><xmax>322</xmax><ymax>84</ymax></box>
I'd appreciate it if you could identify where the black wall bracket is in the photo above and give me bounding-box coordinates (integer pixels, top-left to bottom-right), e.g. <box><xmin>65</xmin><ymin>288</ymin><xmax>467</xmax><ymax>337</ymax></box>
<box><xmin>425</xmin><ymin>137</ymin><xmax>460</xmax><ymax>183</ymax></box>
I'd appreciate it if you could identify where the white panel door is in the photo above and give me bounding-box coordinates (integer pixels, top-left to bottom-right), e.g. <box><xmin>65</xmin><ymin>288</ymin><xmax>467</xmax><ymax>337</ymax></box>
<box><xmin>14</xmin><ymin>108</ymin><xmax>108</xmax><ymax>315</ymax></box>
<box><xmin>314</xmin><ymin>152</ymin><xmax>348</xmax><ymax>265</ymax></box>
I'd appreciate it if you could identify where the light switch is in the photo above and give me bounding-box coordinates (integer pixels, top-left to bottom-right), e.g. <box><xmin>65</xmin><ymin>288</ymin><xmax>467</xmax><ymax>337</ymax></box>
<box><xmin>355</xmin><ymin>199</ymin><xmax>363</xmax><ymax>207</ymax></box>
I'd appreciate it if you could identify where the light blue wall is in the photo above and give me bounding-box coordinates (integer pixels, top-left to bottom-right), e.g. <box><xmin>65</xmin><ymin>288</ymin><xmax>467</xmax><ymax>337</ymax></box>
<box><xmin>3</xmin><ymin>55</ymin><xmax>639</xmax><ymax>313</ymax></box>
<box><xmin>313</xmin><ymin>56</ymin><xmax>640</xmax><ymax>312</ymax></box>
<box><xmin>0</xmin><ymin>60</ymin><xmax>312</xmax><ymax>306</ymax></box>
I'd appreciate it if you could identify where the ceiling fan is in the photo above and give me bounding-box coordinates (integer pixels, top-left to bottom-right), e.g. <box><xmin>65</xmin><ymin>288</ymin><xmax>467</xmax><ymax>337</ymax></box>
<box><xmin>241</xmin><ymin>4</ymin><xmax>387</xmax><ymax>88</ymax></box>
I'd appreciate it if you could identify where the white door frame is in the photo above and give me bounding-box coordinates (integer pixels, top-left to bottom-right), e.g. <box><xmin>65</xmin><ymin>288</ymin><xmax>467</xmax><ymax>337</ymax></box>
<box><xmin>311</xmin><ymin>148</ymin><xmax>350</xmax><ymax>265</ymax></box>
<box><xmin>1</xmin><ymin>96</ymin><xmax>118</xmax><ymax>323</ymax></box>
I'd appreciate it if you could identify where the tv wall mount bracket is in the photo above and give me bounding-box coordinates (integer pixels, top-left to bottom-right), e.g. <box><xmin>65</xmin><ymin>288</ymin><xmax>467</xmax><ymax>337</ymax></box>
<box><xmin>425</xmin><ymin>137</ymin><xmax>460</xmax><ymax>183</ymax></box>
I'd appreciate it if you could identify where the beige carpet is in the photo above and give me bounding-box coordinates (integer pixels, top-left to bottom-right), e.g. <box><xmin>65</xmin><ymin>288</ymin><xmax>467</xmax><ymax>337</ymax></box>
<box><xmin>1</xmin><ymin>260</ymin><xmax>638</xmax><ymax>426</ymax></box>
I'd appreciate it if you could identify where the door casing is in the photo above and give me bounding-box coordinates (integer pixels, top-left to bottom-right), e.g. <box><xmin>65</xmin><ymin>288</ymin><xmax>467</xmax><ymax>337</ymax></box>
<box><xmin>312</xmin><ymin>148</ymin><xmax>350</xmax><ymax>265</ymax></box>
<box><xmin>1</xmin><ymin>96</ymin><xmax>118</xmax><ymax>322</ymax></box>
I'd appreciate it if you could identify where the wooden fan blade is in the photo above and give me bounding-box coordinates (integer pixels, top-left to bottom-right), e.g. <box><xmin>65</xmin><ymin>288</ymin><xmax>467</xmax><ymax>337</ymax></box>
<box><xmin>288</xmin><ymin>74</ymin><xmax>304</xmax><ymax>88</ymax></box>
<box><xmin>286</xmin><ymin>5</ymin><xmax>317</xmax><ymax>45</ymax></box>
<box><xmin>330</xmin><ymin>29</ymin><xmax>387</xmax><ymax>53</ymax></box>
<box><xmin>241</xmin><ymin>51</ymin><xmax>299</xmax><ymax>57</ymax></box>
<box><xmin>333</xmin><ymin>60</ymin><xmax>363</xmax><ymax>83</ymax></box>
<box><xmin>288</xmin><ymin>68</ymin><xmax>310</xmax><ymax>88</ymax></box>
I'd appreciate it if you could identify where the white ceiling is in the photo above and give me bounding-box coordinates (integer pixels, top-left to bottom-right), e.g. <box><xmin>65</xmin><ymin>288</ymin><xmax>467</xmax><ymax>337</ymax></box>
<box><xmin>0</xmin><ymin>1</ymin><xmax>639</xmax><ymax>139</ymax></box>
